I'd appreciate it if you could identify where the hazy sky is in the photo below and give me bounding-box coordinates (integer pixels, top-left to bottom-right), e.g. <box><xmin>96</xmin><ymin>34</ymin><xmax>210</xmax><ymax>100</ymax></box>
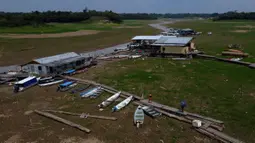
<box><xmin>0</xmin><ymin>0</ymin><xmax>254</xmax><ymax>13</ymax></box>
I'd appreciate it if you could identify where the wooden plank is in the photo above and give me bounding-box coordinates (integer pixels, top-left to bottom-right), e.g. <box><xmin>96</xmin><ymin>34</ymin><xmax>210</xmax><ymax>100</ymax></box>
<box><xmin>34</xmin><ymin>110</ymin><xmax>91</xmax><ymax>133</ymax></box>
<box><xmin>140</xmin><ymin>99</ymin><xmax>224</xmax><ymax>125</ymax></box>
<box><xmin>63</xmin><ymin>76</ymin><xmax>142</xmax><ymax>100</ymax></box>
<box><xmin>196</xmin><ymin>128</ymin><xmax>228</xmax><ymax>143</ymax></box>
<box><xmin>63</xmin><ymin>77</ymin><xmax>224</xmax><ymax>125</ymax></box>
<box><xmin>42</xmin><ymin>110</ymin><xmax>117</xmax><ymax>121</ymax></box>
<box><xmin>205</xmin><ymin>127</ymin><xmax>244</xmax><ymax>143</ymax></box>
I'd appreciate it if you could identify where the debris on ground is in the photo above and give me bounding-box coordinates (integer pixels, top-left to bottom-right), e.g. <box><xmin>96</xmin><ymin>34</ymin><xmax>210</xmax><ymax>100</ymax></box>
<box><xmin>33</xmin><ymin>110</ymin><xmax>91</xmax><ymax>133</ymax></box>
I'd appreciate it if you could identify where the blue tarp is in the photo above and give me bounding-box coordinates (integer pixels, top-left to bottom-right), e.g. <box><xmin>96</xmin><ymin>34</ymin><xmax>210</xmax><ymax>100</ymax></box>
<box><xmin>60</xmin><ymin>81</ymin><xmax>74</xmax><ymax>87</ymax></box>
<box><xmin>64</xmin><ymin>69</ymin><xmax>76</xmax><ymax>74</ymax></box>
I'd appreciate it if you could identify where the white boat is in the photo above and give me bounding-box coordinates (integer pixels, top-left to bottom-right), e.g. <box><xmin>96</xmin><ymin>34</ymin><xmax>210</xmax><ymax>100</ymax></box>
<box><xmin>134</xmin><ymin>106</ymin><xmax>145</xmax><ymax>128</ymax></box>
<box><xmin>38</xmin><ymin>77</ymin><xmax>64</xmax><ymax>87</ymax></box>
<box><xmin>39</xmin><ymin>79</ymin><xmax>64</xmax><ymax>87</ymax></box>
<box><xmin>128</xmin><ymin>55</ymin><xmax>142</xmax><ymax>59</ymax></box>
<box><xmin>98</xmin><ymin>91</ymin><xmax>121</xmax><ymax>108</ymax></box>
<box><xmin>230</xmin><ymin>58</ymin><xmax>242</xmax><ymax>61</ymax></box>
<box><xmin>80</xmin><ymin>86</ymin><xmax>101</xmax><ymax>98</ymax></box>
<box><xmin>112</xmin><ymin>96</ymin><xmax>133</xmax><ymax>112</ymax></box>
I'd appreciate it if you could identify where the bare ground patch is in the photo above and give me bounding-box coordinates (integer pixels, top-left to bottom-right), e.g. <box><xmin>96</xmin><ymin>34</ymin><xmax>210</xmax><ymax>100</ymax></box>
<box><xmin>236</xmin><ymin>25</ymin><xmax>255</xmax><ymax>29</ymax></box>
<box><xmin>60</xmin><ymin>137</ymin><xmax>104</xmax><ymax>143</ymax></box>
<box><xmin>0</xmin><ymin>30</ymin><xmax>100</xmax><ymax>39</ymax></box>
<box><xmin>115</xmin><ymin>26</ymin><xmax>142</xmax><ymax>29</ymax></box>
<box><xmin>231</xmin><ymin>30</ymin><xmax>250</xmax><ymax>33</ymax></box>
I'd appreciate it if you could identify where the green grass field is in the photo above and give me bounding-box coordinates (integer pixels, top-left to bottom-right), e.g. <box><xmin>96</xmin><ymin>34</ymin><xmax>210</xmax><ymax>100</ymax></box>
<box><xmin>75</xmin><ymin>20</ymin><xmax>255</xmax><ymax>142</ymax></box>
<box><xmin>0</xmin><ymin>20</ymin><xmax>150</xmax><ymax>34</ymax></box>
<box><xmin>167</xmin><ymin>20</ymin><xmax>255</xmax><ymax>62</ymax></box>
<box><xmin>0</xmin><ymin>20</ymin><xmax>159</xmax><ymax>66</ymax></box>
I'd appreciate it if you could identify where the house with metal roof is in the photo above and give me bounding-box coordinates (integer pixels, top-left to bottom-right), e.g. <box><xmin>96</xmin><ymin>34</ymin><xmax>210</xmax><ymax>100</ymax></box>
<box><xmin>129</xmin><ymin>35</ymin><xmax>163</xmax><ymax>49</ymax></box>
<box><xmin>21</xmin><ymin>52</ymin><xmax>92</xmax><ymax>76</ymax></box>
<box><xmin>151</xmin><ymin>36</ymin><xmax>196</xmax><ymax>55</ymax></box>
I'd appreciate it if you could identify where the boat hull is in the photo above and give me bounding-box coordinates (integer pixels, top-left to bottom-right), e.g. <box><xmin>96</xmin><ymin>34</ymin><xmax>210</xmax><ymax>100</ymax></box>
<box><xmin>112</xmin><ymin>96</ymin><xmax>133</xmax><ymax>112</ymax></box>
<box><xmin>98</xmin><ymin>91</ymin><xmax>121</xmax><ymax>108</ymax></box>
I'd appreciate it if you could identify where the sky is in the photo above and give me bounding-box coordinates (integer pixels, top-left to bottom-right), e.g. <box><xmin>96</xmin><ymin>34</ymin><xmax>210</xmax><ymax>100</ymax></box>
<box><xmin>0</xmin><ymin>0</ymin><xmax>254</xmax><ymax>13</ymax></box>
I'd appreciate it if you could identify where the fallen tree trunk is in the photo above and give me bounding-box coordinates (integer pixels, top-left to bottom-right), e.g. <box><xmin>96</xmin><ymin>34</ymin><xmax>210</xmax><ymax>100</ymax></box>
<box><xmin>34</xmin><ymin>110</ymin><xmax>91</xmax><ymax>133</ymax></box>
<box><xmin>43</xmin><ymin>110</ymin><xmax>117</xmax><ymax>121</ymax></box>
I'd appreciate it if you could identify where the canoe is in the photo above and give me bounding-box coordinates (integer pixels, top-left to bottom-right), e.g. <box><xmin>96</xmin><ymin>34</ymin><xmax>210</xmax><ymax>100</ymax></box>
<box><xmin>142</xmin><ymin>106</ymin><xmax>162</xmax><ymax>118</ymax></box>
<box><xmin>229</xmin><ymin>58</ymin><xmax>242</xmax><ymax>61</ymax></box>
<box><xmin>134</xmin><ymin>106</ymin><xmax>144</xmax><ymax>127</ymax></box>
<box><xmin>58</xmin><ymin>81</ymin><xmax>77</xmax><ymax>92</ymax></box>
<box><xmin>80</xmin><ymin>86</ymin><xmax>101</xmax><ymax>98</ymax></box>
<box><xmin>39</xmin><ymin>77</ymin><xmax>64</xmax><ymax>87</ymax></box>
<box><xmin>69</xmin><ymin>84</ymin><xmax>90</xmax><ymax>94</ymax></box>
<box><xmin>112</xmin><ymin>96</ymin><xmax>133</xmax><ymax>112</ymax></box>
<box><xmin>98</xmin><ymin>91</ymin><xmax>121</xmax><ymax>108</ymax></box>
<box><xmin>39</xmin><ymin>79</ymin><xmax>64</xmax><ymax>87</ymax></box>
<box><xmin>74</xmin><ymin>68</ymin><xmax>88</xmax><ymax>74</ymax></box>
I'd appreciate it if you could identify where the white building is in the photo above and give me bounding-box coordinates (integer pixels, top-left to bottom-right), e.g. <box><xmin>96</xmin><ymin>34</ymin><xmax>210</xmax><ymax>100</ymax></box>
<box><xmin>21</xmin><ymin>52</ymin><xmax>92</xmax><ymax>76</ymax></box>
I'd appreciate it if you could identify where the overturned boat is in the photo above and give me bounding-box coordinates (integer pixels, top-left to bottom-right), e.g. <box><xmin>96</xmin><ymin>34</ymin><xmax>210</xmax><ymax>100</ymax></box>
<box><xmin>112</xmin><ymin>96</ymin><xmax>133</xmax><ymax>112</ymax></box>
<box><xmin>39</xmin><ymin>76</ymin><xmax>63</xmax><ymax>87</ymax></box>
<box><xmin>98</xmin><ymin>91</ymin><xmax>121</xmax><ymax>108</ymax></box>
<box><xmin>80</xmin><ymin>86</ymin><xmax>102</xmax><ymax>98</ymax></box>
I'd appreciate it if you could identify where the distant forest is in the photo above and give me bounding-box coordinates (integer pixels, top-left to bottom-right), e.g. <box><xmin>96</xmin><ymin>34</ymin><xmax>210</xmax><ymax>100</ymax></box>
<box><xmin>0</xmin><ymin>9</ymin><xmax>254</xmax><ymax>27</ymax></box>
<box><xmin>0</xmin><ymin>9</ymin><xmax>122</xmax><ymax>27</ymax></box>
<box><xmin>213</xmin><ymin>11</ymin><xmax>255</xmax><ymax>21</ymax></box>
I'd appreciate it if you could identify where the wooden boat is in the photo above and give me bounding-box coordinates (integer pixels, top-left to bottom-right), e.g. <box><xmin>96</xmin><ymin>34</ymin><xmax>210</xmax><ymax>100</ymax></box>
<box><xmin>13</xmin><ymin>76</ymin><xmax>39</xmax><ymax>93</ymax></box>
<box><xmin>142</xmin><ymin>106</ymin><xmax>162</xmax><ymax>118</ymax></box>
<box><xmin>39</xmin><ymin>76</ymin><xmax>63</xmax><ymax>87</ymax></box>
<box><xmin>69</xmin><ymin>84</ymin><xmax>90</xmax><ymax>94</ymax></box>
<box><xmin>74</xmin><ymin>68</ymin><xmax>88</xmax><ymax>74</ymax></box>
<box><xmin>229</xmin><ymin>58</ymin><xmax>242</xmax><ymax>61</ymax></box>
<box><xmin>128</xmin><ymin>55</ymin><xmax>142</xmax><ymax>59</ymax></box>
<box><xmin>63</xmin><ymin>69</ymin><xmax>76</xmax><ymax>75</ymax></box>
<box><xmin>112</xmin><ymin>96</ymin><xmax>133</xmax><ymax>112</ymax></box>
<box><xmin>80</xmin><ymin>86</ymin><xmax>101</xmax><ymax>98</ymax></box>
<box><xmin>134</xmin><ymin>106</ymin><xmax>145</xmax><ymax>128</ymax></box>
<box><xmin>98</xmin><ymin>91</ymin><xmax>121</xmax><ymax>108</ymax></box>
<box><xmin>57</xmin><ymin>81</ymin><xmax>77</xmax><ymax>92</ymax></box>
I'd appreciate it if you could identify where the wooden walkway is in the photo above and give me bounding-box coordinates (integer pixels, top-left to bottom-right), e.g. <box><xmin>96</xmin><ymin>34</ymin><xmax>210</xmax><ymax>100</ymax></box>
<box><xmin>62</xmin><ymin>76</ymin><xmax>244</xmax><ymax>143</ymax></box>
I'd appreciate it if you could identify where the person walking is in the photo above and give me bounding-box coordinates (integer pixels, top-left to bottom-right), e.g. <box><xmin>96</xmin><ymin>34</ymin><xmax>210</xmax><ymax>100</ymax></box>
<box><xmin>148</xmin><ymin>94</ymin><xmax>152</xmax><ymax>103</ymax></box>
<box><xmin>180</xmin><ymin>100</ymin><xmax>187</xmax><ymax>112</ymax></box>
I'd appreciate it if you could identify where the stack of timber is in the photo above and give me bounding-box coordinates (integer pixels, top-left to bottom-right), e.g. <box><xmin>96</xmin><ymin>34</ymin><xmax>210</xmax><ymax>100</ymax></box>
<box><xmin>63</xmin><ymin>76</ymin><xmax>244</xmax><ymax>143</ymax></box>
<box><xmin>196</xmin><ymin>54</ymin><xmax>253</xmax><ymax>68</ymax></box>
<box><xmin>222</xmin><ymin>51</ymin><xmax>248</xmax><ymax>57</ymax></box>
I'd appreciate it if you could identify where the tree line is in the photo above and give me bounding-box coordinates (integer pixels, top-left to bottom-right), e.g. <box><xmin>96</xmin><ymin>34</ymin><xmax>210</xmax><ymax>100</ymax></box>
<box><xmin>0</xmin><ymin>9</ymin><xmax>122</xmax><ymax>27</ymax></box>
<box><xmin>1</xmin><ymin>10</ymin><xmax>254</xmax><ymax>27</ymax></box>
<box><xmin>213</xmin><ymin>11</ymin><xmax>255</xmax><ymax>21</ymax></box>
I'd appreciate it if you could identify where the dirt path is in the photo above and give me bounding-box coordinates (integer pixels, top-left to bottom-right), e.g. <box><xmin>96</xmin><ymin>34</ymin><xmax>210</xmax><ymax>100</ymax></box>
<box><xmin>0</xmin><ymin>30</ymin><xmax>99</xmax><ymax>39</ymax></box>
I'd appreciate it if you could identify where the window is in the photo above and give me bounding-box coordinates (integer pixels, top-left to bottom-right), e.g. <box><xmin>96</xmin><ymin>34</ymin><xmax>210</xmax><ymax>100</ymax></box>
<box><xmin>31</xmin><ymin>65</ymin><xmax>35</xmax><ymax>72</ymax></box>
<box><xmin>76</xmin><ymin>61</ymin><xmax>81</xmax><ymax>66</ymax></box>
<box><xmin>38</xmin><ymin>66</ymin><xmax>42</xmax><ymax>71</ymax></box>
<box><xmin>49</xmin><ymin>67</ymin><xmax>53</xmax><ymax>73</ymax></box>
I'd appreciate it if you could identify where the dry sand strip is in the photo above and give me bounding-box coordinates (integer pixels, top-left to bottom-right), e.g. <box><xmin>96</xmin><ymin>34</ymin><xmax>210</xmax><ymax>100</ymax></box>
<box><xmin>0</xmin><ymin>30</ymin><xmax>99</xmax><ymax>39</ymax></box>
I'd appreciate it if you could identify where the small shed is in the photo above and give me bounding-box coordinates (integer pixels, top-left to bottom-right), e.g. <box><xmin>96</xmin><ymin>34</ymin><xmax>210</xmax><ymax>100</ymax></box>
<box><xmin>21</xmin><ymin>52</ymin><xmax>92</xmax><ymax>76</ymax></box>
<box><xmin>151</xmin><ymin>36</ymin><xmax>195</xmax><ymax>55</ymax></box>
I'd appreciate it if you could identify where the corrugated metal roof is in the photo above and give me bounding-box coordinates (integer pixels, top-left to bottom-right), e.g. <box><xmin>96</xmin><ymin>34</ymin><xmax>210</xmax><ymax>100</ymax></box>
<box><xmin>34</xmin><ymin>52</ymin><xmax>79</xmax><ymax>64</ymax></box>
<box><xmin>132</xmin><ymin>35</ymin><xmax>162</xmax><ymax>40</ymax></box>
<box><xmin>153</xmin><ymin>36</ymin><xmax>193</xmax><ymax>46</ymax></box>
<box><xmin>45</xmin><ymin>56</ymin><xmax>85</xmax><ymax>67</ymax></box>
